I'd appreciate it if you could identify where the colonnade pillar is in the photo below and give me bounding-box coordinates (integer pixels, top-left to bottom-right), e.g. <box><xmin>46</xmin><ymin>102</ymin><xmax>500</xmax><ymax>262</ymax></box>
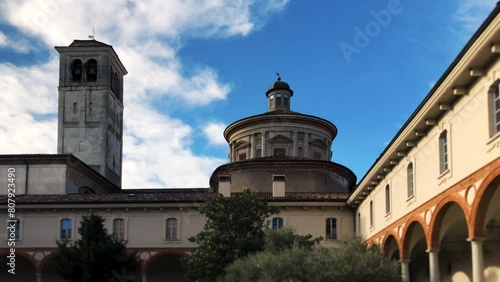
<box><xmin>468</xmin><ymin>237</ymin><xmax>485</xmax><ymax>282</ymax></box>
<box><xmin>427</xmin><ymin>249</ymin><xmax>440</xmax><ymax>282</ymax></box>
<box><xmin>400</xmin><ymin>259</ymin><xmax>410</xmax><ymax>282</ymax></box>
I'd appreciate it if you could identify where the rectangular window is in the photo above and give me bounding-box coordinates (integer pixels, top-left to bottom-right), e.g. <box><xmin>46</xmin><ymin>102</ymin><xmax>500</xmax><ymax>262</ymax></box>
<box><xmin>407</xmin><ymin>163</ymin><xmax>414</xmax><ymax>198</ymax></box>
<box><xmin>60</xmin><ymin>219</ymin><xmax>72</xmax><ymax>240</ymax></box>
<box><xmin>166</xmin><ymin>218</ymin><xmax>178</xmax><ymax>240</ymax></box>
<box><xmin>113</xmin><ymin>218</ymin><xmax>125</xmax><ymax>241</ymax></box>
<box><xmin>275</xmin><ymin>93</ymin><xmax>282</xmax><ymax>107</ymax></box>
<box><xmin>385</xmin><ymin>185</ymin><xmax>391</xmax><ymax>214</ymax></box>
<box><xmin>493</xmin><ymin>85</ymin><xmax>500</xmax><ymax>135</ymax></box>
<box><xmin>297</xmin><ymin>132</ymin><xmax>304</xmax><ymax>145</ymax></box>
<box><xmin>239</xmin><ymin>153</ymin><xmax>247</xmax><ymax>161</ymax></box>
<box><xmin>369</xmin><ymin>201</ymin><xmax>374</xmax><ymax>227</ymax></box>
<box><xmin>256</xmin><ymin>133</ymin><xmax>262</xmax><ymax>146</ymax></box>
<box><xmin>297</xmin><ymin>147</ymin><xmax>303</xmax><ymax>157</ymax></box>
<box><xmin>256</xmin><ymin>148</ymin><xmax>262</xmax><ymax>157</ymax></box>
<box><xmin>273</xmin><ymin>148</ymin><xmax>286</xmax><ymax>157</ymax></box>
<box><xmin>272</xmin><ymin>217</ymin><xmax>284</xmax><ymax>229</ymax></box>
<box><xmin>439</xmin><ymin>131</ymin><xmax>448</xmax><ymax>173</ymax></box>
<box><xmin>326</xmin><ymin>218</ymin><xmax>337</xmax><ymax>240</ymax></box>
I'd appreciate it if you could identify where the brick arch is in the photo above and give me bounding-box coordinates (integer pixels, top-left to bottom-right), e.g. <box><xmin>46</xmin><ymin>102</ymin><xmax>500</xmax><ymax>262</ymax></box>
<box><xmin>401</xmin><ymin>218</ymin><xmax>428</xmax><ymax>259</ymax></box>
<box><xmin>0</xmin><ymin>249</ymin><xmax>38</xmax><ymax>271</ymax></box>
<box><xmin>39</xmin><ymin>251</ymin><xmax>59</xmax><ymax>273</ymax></box>
<box><xmin>471</xmin><ymin>164</ymin><xmax>500</xmax><ymax>237</ymax></box>
<box><xmin>428</xmin><ymin>194</ymin><xmax>470</xmax><ymax>249</ymax></box>
<box><xmin>142</xmin><ymin>249</ymin><xmax>190</xmax><ymax>273</ymax></box>
<box><xmin>381</xmin><ymin>232</ymin><xmax>401</xmax><ymax>258</ymax></box>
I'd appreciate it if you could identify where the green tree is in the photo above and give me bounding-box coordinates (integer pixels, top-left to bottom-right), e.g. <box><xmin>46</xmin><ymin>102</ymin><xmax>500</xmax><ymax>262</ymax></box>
<box><xmin>183</xmin><ymin>190</ymin><xmax>278</xmax><ymax>282</ymax></box>
<box><xmin>220</xmin><ymin>236</ymin><xmax>400</xmax><ymax>282</ymax></box>
<box><xmin>264</xmin><ymin>226</ymin><xmax>322</xmax><ymax>253</ymax></box>
<box><xmin>54</xmin><ymin>214</ymin><xmax>138</xmax><ymax>282</ymax></box>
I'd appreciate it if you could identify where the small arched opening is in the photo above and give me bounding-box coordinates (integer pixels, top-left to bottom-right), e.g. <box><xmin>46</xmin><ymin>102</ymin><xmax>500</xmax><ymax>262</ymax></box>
<box><xmin>85</xmin><ymin>59</ymin><xmax>98</xmax><ymax>81</ymax></box>
<box><xmin>71</xmin><ymin>59</ymin><xmax>83</xmax><ymax>81</ymax></box>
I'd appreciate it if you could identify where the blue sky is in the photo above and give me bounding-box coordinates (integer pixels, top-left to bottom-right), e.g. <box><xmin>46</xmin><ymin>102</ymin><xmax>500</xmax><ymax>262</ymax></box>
<box><xmin>0</xmin><ymin>0</ymin><xmax>496</xmax><ymax>188</ymax></box>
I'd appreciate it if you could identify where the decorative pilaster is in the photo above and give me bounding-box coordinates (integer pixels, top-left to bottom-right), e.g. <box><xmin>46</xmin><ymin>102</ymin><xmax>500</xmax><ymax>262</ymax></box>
<box><xmin>262</xmin><ymin>131</ymin><xmax>267</xmax><ymax>157</ymax></box>
<box><xmin>250</xmin><ymin>134</ymin><xmax>256</xmax><ymax>158</ymax></box>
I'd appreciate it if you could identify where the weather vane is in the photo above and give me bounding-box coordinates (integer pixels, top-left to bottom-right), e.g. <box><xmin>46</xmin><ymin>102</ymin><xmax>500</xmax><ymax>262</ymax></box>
<box><xmin>276</xmin><ymin>72</ymin><xmax>281</xmax><ymax>81</ymax></box>
<box><xmin>88</xmin><ymin>26</ymin><xmax>95</xmax><ymax>40</ymax></box>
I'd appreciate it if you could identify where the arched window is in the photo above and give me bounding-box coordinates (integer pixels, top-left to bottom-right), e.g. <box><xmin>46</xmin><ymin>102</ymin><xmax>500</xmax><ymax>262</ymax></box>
<box><xmin>491</xmin><ymin>83</ymin><xmax>500</xmax><ymax>135</ymax></box>
<box><xmin>297</xmin><ymin>147</ymin><xmax>304</xmax><ymax>157</ymax></box>
<box><xmin>369</xmin><ymin>201</ymin><xmax>374</xmax><ymax>227</ymax></box>
<box><xmin>272</xmin><ymin>217</ymin><xmax>284</xmax><ymax>229</ymax></box>
<box><xmin>439</xmin><ymin>130</ymin><xmax>448</xmax><ymax>173</ymax></box>
<box><xmin>113</xmin><ymin>218</ymin><xmax>125</xmax><ymax>241</ymax></box>
<box><xmin>71</xmin><ymin>59</ymin><xmax>82</xmax><ymax>81</ymax></box>
<box><xmin>166</xmin><ymin>218</ymin><xmax>178</xmax><ymax>240</ymax></box>
<box><xmin>60</xmin><ymin>218</ymin><xmax>72</xmax><ymax>240</ymax></box>
<box><xmin>385</xmin><ymin>185</ymin><xmax>391</xmax><ymax>214</ymax></box>
<box><xmin>85</xmin><ymin>59</ymin><xmax>97</xmax><ymax>81</ymax></box>
<box><xmin>407</xmin><ymin>163</ymin><xmax>414</xmax><ymax>198</ymax></box>
<box><xmin>326</xmin><ymin>218</ymin><xmax>337</xmax><ymax>240</ymax></box>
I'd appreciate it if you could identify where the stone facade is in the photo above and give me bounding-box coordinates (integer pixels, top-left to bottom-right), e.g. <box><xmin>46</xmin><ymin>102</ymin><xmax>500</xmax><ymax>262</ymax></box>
<box><xmin>56</xmin><ymin>40</ymin><xmax>127</xmax><ymax>188</ymax></box>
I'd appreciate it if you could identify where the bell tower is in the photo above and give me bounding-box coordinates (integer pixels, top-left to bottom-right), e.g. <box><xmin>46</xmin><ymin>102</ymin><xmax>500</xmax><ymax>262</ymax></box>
<box><xmin>55</xmin><ymin>40</ymin><xmax>127</xmax><ymax>188</ymax></box>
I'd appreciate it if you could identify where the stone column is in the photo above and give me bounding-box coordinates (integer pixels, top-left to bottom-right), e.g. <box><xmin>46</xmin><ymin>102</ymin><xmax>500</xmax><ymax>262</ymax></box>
<box><xmin>468</xmin><ymin>237</ymin><xmax>485</xmax><ymax>282</ymax></box>
<box><xmin>36</xmin><ymin>273</ymin><xmax>43</xmax><ymax>282</ymax></box>
<box><xmin>427</xmin><ymin>249</ymin><xmax>440</xmax><ymax>282</ymax></box>
<box><xmin>400</xmin><ymin>259</ymin><xmax>410</xmax><ymax>282</ymax></box>
<box><xmin>142</xmin><ymin>272</ymin><xmax>147</xmax><ymax>282</ymax></box>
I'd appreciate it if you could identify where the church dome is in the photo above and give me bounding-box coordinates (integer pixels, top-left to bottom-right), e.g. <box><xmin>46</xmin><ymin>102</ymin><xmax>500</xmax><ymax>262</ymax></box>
<box><xmin>266</xmin><ymin>78</ymin><xmax>293</xmax><ymax>96</ymax></box>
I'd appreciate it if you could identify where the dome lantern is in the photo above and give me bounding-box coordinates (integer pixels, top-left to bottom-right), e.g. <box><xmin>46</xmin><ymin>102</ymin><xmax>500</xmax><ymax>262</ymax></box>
<box><xmin>266</xmin><ymin>73</ymin><xmax>293</xmax><ymax>112</ymax></box>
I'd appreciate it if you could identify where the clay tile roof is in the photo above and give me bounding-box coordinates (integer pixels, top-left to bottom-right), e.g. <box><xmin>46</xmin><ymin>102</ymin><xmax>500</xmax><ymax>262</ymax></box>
<box><xmin>0</xmin><ymin>192</ymin><xmax>216</xmax><ymax>205</ymax></box>
<box><xmin>232</xmin><ymin>192</ymin><xmax>351</xmax><ymax>202</ymax></box>
<box><xmin>0</xmin><ymin>192</ymin><xmax>349</xmax><ymax>205</ymax></box>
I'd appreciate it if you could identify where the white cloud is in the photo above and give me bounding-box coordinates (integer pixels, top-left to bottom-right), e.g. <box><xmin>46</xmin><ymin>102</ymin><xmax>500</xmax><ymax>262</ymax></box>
<box><xmin>0</xmin><ymin>59</ymin><xmax>58</xmax><ymax>154</ymax></box>
<box><xmin>0</xmin><ymin>0</ymin><xmax>288</xmax><ymax>188</ymax></box>
<box><xmin>0</xmin><ymin>31</ymin><xmax>34</xmax><ymax>53</ymax></box>
<box><xmin>202</xmin><ymin>122</ymin><xmax>228</xmax><ymax>147</ymax></box>
<box><xmin>454</xmin><ymin>0</ymin><xmax>497</xmax><ymax>33</ymax></box>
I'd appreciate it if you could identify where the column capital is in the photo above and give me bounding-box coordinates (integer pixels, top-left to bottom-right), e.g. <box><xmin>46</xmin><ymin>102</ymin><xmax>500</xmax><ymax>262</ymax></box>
<box><xmin>426</xmin><ymin>248</ymin><xmax>441</xmax><ymax>253</ymax></box>
<box><xmin>399</xmin><ymin>259</ymin><xmax>411</xmax><ymax>263</ymax></box>
<box><xmin>467</xmin><ymin>237</ymin><xmax>486</xmax><ymax>242</ymax></box>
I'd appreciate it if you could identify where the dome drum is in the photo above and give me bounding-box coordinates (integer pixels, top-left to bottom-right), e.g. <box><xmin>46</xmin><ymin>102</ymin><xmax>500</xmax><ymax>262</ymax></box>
<box><xmin>210</xmin><ymin>158</ymin><xmax>356</xmax><ymax>194</ymax></box>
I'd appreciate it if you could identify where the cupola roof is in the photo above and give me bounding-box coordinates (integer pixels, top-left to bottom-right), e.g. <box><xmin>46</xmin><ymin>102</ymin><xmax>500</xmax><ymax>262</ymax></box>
<box><xmin>266</xmin><ymin>75</ymin><xmax>293</xmax><ymax>96</ymax></box>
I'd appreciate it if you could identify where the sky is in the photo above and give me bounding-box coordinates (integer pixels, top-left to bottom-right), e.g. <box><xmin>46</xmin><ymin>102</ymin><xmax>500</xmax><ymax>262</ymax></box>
<box><xmin>0</xmin><ymin>0</ymin><xmax>497</xmax><ymax>188</ymax></box>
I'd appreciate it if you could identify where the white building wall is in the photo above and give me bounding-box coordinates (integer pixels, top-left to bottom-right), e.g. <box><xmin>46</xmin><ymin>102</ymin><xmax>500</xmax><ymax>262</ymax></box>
<box><xmin>357</xmin><ymin>58</ymin><xmax>500</xmax><ymax>239</ymax></box>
